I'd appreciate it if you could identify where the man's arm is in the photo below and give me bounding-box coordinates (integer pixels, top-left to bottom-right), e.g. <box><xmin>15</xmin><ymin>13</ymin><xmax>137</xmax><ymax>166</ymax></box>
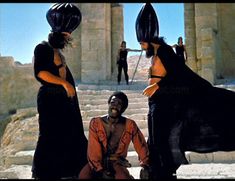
<box><xmin>131</xmin><ymin>121</ymin><xmax>149</xmax><ymax>167</ymax></box>
<box><xmin>37</xmin><ymin>71</ymin><xmax>75</xmax><ymax>98</ymax></box>
<box><xmin>87</xmin><ymin>118</ymin><xmax>104</xmax><ymax>172</ymax></box>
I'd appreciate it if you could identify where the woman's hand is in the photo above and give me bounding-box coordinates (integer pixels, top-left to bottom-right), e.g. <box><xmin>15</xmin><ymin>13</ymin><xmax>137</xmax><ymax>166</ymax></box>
<box><xmin>62</xmin><ymin>81</ymin><xmax>75</xmax><ymax>98</ymax></box>
<box><xmin>143</xmin><ymin>83</ymin><xmax>159</xmax><ymax>97</ymax></box>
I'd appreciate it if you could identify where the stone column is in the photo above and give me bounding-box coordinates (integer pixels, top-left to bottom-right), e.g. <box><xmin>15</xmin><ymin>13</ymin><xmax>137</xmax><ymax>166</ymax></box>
<box><xmin>80</xmin><ymin>3</ymin><xmax>111</xmax><ymax>83</ymax></box>
<box><xmin>184</xmin><ymin>3</ymin><xmax>198</xmax><ymax>72</ymax></box>
<box><xmin>111</xmin><ymin>3</ymin><xmax>124</xmax><ymax>81</ymax></box>
<box><xmin>62</xmin><ymin>4</ymin><xmax>82</xmax><ymax>82</ymax></box>
<box><xmin>195</xmin><ymin>3</ymin><xmax>219</xmax><ymax>84</ymax></box>
<box><xmin>217</xmin><ymin>4</ymin><xmax>235</xmax><ymax>78</ymax></box>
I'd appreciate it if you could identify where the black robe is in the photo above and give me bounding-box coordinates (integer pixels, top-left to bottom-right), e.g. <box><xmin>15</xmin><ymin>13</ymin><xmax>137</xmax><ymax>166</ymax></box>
<box><xmin>148</xmin><ymin>44</ymin><xmax>235</xmax><ymax>178</ymax></box>
<box><xmin>32</xmin><ymin>41</ymin><xmax>88</xmax><ymax>178</ymax></box>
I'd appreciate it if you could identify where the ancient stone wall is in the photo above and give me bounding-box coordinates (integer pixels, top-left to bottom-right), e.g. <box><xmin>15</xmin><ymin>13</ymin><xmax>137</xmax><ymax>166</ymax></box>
<box><xmin>217</xmin><ymin>4</ymin><xmax>235</xmax><ymax>78</ymax></box>
<box><xmin>64</xmin><ymin>3</ymin><xmax>123</xmax><ymax>84</ymax></box>
<box><xmin>0</xmin><ymin>57</ymin><xmax>39</xmax><ymax>115</ymax></box>
<box><xmin>111</xmin><ymin>4</ymin><xmax>124</xmax><ymax>81</ymax></box>
<box><xmin>184</xmin><ymin>3</ymin><xmax>235</xmax><ymax>84</ymax></box>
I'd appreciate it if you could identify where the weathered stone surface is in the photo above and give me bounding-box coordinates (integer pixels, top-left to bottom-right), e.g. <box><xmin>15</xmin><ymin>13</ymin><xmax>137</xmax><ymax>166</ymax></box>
<box><xmin>0</xmin><ymin>165</ymin><xmax>32</xmax><ymax>179</ymax></box>
<box><xmin>185</xmin><ymin>3</ymin><xmax>235</xmax><ymax>84</ymax></box>
<box><xmin>0</xmin><ymin>108</ymin><xmax>38</xmax><ymax>169</ymax></box>
<box><xmin>0</xmin><ymin>57</ymin><xmax>40</xmax><ymax>115</ymax></box>
<box><xmin>4</xmin><ymin>150</ymin><xmax>34</xmax><ymax>168</ymax></box>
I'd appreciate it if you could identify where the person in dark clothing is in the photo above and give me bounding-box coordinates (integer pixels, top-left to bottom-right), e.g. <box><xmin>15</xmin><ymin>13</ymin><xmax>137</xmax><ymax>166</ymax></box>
<box><xmin>32</xmin><ymin>3</ymin><xmax>87</xmax><ymax>179</ymax></box>
<box><xmin>117</xmin><ymin>41</ymin><xmax>141</xmax><ymax>85</ymax></box>
<box><xmin>172</xmin><ymin>36</ymin><xmax>187</xmax><ymax>64</ymax></box>
<box><xmin>136</xmin><ymin>3</ymin><xmax>235</xmax><ymax>180</ymax></box>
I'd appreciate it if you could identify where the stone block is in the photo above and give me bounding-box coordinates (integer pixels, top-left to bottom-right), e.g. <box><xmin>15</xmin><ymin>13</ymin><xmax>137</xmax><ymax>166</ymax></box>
<box><xmin>127</xmin><ymin>151</ymin><xmax>139</xmax><ymax>167</ymax></box>
<box><xmin>81</xmin><ymin>50</ymin><xmax>98</xmax><ymax>62</ymax></box>
<box><xmin>201</xmin><ymin>47</ymin><xmax>214</xmax><ymax>59</ymax></box>
<box><xmin>201</xmin><ymin>28</ymin><xmax>213</xmax><ymax>41</ymax></box>
<box><xmin>195</xmin><ymin>3</ymin><xmax>217</xmax><ymax>16</ymax></box>
<box><xmin>0</xmin><ymin>165</ymin><xmax>32</xmax><ymax>179</ymax></box>
<box><xmin>195</xmin><ymin>16</ymin><xmax>217</xmax><ymax>29</ymax></box>
<box><xmin>201</xmin><ymin>57</ymin><xmax>214</xmax><ymax>68</ymax></box>
<box><xmin>184</xmin><ymin>3</ymin><xmax>194</xmax><ymax>11</ymax></box>
<box><xmin>0</xmin><ymin>57</ymin><xmax>15</xmax><ymax>68</ymax></box>
<box><xmin>186</xmin><ymin>152</ymin><xmax>213</xmax><ymax>163</ymax></box>
<box><xmin>5</xmin><ymin>153</ymin><xmax>33</xmax><ymax>168</ymax></box>
<box><xmin>82</xmin><ymin>29</ymin><xmax>105</xmax><ymax>40</ymax></box>
<box><xmin>213</xmin><ymin>151</ymin><xmax>235</xmax><ymax>163</ymax></box>
<box><xmin>201</xmin><ymin>68</ymin><xmax>215</xmax><ymax>84</ymax></box>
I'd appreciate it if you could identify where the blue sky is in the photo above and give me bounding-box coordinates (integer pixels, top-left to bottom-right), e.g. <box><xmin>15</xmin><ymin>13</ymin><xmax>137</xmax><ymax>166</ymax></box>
<box><xmin>0</xmin><ymin>3</ymin><xmax>184</xmax><ymax>63</ymax></box>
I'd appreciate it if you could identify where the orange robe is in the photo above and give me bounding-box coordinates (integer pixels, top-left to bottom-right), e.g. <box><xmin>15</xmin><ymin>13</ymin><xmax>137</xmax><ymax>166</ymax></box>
<box><xmin>87</xmin><ymin>117</ymin><xmax>149</xmax><ymax>172</ymax></box>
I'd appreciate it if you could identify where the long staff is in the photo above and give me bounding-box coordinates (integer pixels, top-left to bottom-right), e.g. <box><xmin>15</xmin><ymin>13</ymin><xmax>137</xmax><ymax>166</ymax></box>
<box><xmin>131</xmin><ymin>50</ymin><xmax>143</xmax><ymax>84</ymax></box>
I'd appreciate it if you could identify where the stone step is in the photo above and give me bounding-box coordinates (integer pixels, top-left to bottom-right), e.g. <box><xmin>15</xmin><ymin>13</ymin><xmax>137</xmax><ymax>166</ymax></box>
<box><xmin>7</xmin><ymin>149</ymin><xmax>235</xmax><ymax>169</ymax></box>
<box><xmin>185</xmin><ymin>151</ymin><xmax>235</xmax><ymax>163</ymax></box>
<box><xmin>128</xmin><ymin>151</ymin><xmax>235</xmax><ymax>168</ymax></box>
<box><xmin>76</xmin><ymin>82</ymin><xmax>147</xmax><ymax>91</ymax></box>
<box><xmin>0</xmin><ymin>165</ymin><xmax>141</xmax><ymax>179</ymax></box>
<box><xmin>2</xmin><ymin>163</ymin><xmax>235</xmax><ymax>179</ymax></box>
<box><xmin>127</xmin><ymin>150</ymin><xmax>235</xmax><ymax>167</ymax></box>
<box><xmin>0</xmin><ymin>165</ymin><xmax>32</xmax><ymax>179</ymax></box>
<box><xmin>78</xmin><ymin>97</ymin><xmax>148</xmax><ymax>106</ymax></box>
<box><xmin>4</xmin><ymin>151</ymin><xmax>34</xmax><ymax>168</ymax></box>
<box><xmin>77</xmin><ymin>92</ymin><xmax>146</xmax><ymax>99</ymax></box>
<box><xmin>2</xmin><ymin>150</ymin><xmax>235</xmax><ymax>179</ymax></box>
<box><xmin>177</xmin><ymin>163</ymin><xmax>235</xmax><ymax>179</ymax></box>
<box><xmin>77</xmin><ymin>91</ymin><xmax>146</xmax><ymax>96</ymax></box>
<box><xmin>127</xmin><ymin>151</ymin><xmax>141</xmax><ymax>167</ymax></box>
<box><xmin>129</xmin><ymin>163</ymin><xmax>235</xmax><ymax>179</ymax></box>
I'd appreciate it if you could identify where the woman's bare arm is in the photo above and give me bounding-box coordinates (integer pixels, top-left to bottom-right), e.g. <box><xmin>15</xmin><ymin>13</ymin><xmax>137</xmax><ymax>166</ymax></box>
<box><xmin>126</xmin><ymin>48</ymin><xmax>142</xmax><ymax>52</ymax></box>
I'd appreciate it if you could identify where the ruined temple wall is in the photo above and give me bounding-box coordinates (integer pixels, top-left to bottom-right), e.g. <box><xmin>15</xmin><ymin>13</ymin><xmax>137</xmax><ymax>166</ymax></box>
<box><xmin>185</xmin><ymin>3</ymin><xmax>219</xmax><ymax>84</ymax></box>
<box><xmin>111</xmin><ymin>4</ymin><xmax>124</xmax><ymax>80</ymax></box>
<box><xmin>217</xmin><ymin>4</ymin><xmax>235</xmax><ymax>78</ymax></box>
<box><xmin>64</xmin><ymin>3</ymin><xmax>123</xmax><ymax>84</ymax></box>
<box><xmin>0</xmin><ymin>57</ymin><xmax>39</xmax><ymax>115</ymax></box>
<box><xmin>185</xmin><ymin>3</ymin><xmax>235</xmax><ymax>84</ymax></box>
<box><xmin>184</xmin><ymin>3</ymin><xmax>197</xmax><ymax>72</ymax></box>
<box><xmin>62</xmin><ymin>4</ymin><xmax>82</xmax><ymax>81</ymax></box>
<box><xmin>79</xmin><ymin>3</ymin><xmax>111</xmax><ymax>83</ymax></box>
<box><xmin>195</xmin><ymin>3</ymin><xmax>219</xmax><ymax>84</ymax></box>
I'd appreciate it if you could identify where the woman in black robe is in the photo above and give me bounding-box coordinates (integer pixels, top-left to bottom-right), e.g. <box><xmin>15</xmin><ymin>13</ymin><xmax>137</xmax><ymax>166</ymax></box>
<box><xmin>136</xmin><ymin>3</ymin><xmax>235</xmax><ymax>180</ymax></box>
<box><xmin>32</xmin><ymin>3</ymin><xmax>87</xmax><ymax>179</ymax></box>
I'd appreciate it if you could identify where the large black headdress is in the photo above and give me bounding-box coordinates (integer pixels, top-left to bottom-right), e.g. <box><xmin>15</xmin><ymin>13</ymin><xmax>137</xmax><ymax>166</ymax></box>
<box><xmin>135</xmin><ymin>3</ymin><xmax>159</xmax><ymax>42</ymax></box>
<box><xmin>46</xmin><ymin>3</ymin><xmax>82</xmax><ymax>33</ymax></box>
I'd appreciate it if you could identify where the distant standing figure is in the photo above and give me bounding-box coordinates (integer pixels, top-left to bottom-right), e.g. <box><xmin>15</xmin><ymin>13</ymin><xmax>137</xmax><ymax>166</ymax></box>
<box><xmin>172</xmin><ymin>37</ymin><xmax>187</xmax><ymax>64</ymax></box>
<box><xmin>117</xmin><ymin>41</ymin><xmax>142</xmax><ymax>85</ymax></box>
